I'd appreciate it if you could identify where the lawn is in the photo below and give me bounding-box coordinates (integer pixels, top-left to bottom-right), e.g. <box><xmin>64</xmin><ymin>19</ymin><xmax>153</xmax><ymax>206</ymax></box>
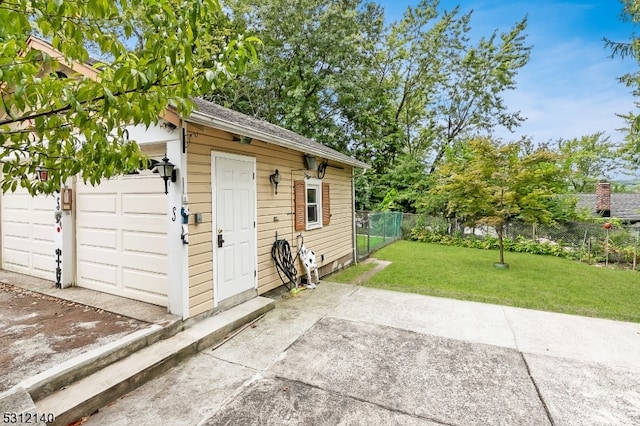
<box><xmin>337</xmin><ymin>240</ymin><xmax>640</xmax><ymax>323</ymax></box>
<box><xmin>328</xmin><ymin>261</ymin><xmax>377</xmax><ymax>283</ymax></box>
<box><xmin>356</xmin><ymin>234</ymin><xmax>386</xmax><ymax>254</ymax></box>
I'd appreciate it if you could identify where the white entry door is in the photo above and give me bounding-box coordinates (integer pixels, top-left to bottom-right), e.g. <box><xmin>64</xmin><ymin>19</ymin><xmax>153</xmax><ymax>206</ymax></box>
<box><xmin>213</xmin><ymin>153</ymin><xmax>257</xmax><ymax>302</ymax></box>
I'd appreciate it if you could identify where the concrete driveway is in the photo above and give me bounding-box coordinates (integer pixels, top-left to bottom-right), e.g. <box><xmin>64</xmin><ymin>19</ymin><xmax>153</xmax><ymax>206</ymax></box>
<box><xmin>85</xmin><ymin>282</ymin><xmax>640</xmax><ymax>425</ymax></box>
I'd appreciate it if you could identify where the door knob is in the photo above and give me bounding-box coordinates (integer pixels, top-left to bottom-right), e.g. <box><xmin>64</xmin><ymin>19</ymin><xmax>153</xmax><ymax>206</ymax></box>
<box><xmin>217</xmin><ymin>233</ymin><xmax>225</xmax><ymax>248</ymax></box>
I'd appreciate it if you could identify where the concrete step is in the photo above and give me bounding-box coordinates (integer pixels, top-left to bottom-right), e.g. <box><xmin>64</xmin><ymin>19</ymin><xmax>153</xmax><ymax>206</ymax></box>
<box><xmin>35</xmin><ymin>296</ymin><xmax>275</xmax><ymax>426</ymax></box>
<box><xmin>18</xmin><ymin>318</ymin><xmax>183</xmax><ymax>403</ymax></box>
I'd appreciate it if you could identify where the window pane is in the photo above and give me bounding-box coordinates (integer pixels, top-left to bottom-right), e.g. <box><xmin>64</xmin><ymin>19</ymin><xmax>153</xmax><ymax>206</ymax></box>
<box><xmin>307</xmin><ymin>188</ymin><xmax>316</xmax><ymax>203</ymax></box>
<box><xmin>308</xmin><ymin>205</ymin><xmax>318</xmax><ymax>222</ymax></box>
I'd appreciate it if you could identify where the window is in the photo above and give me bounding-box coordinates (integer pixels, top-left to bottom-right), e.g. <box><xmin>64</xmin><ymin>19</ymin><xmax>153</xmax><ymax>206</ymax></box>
<box><xmin>294</xmin><ymin>179</ymin><xmax>331</xmax><ymax>231</ymax></box>
<box><xmin>306</xmin><ymin>179</ymin><xmax>322</xmax><ymax>229</ymax></box>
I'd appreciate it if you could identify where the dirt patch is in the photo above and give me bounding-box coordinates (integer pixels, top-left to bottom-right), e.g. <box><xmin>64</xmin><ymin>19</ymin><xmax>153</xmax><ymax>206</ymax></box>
<box><xmin>0</xmin><ymin>282</ymin><xmax>148</xmax><ymax>393</ymax></box>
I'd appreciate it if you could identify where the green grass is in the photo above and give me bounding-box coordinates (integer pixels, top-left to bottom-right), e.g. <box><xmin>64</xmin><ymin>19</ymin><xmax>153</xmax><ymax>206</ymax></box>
<box><xmin>328</xmin><ymin>261</ymin><xmax>378</xmax><ymax>283</ymax></box>
<box><xmin>355</xmin><ymin>240</ymin><xmax>640</xmax><ymax>323</ymax></box>
<box><xmin>356</xmin><ymin>234</ymin><xmax>387</xmax><ymax>254</ymax></box>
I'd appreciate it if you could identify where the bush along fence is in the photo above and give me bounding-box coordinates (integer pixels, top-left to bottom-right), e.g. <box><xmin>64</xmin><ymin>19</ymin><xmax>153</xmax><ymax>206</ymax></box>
<box><xmin>405</xmin><ymin>214</ymin><xmax>640</xmax><ymax>270</ymax></box>
<box><xmin>356</xmin><ymin>211</ymin><xmax>403</xmax><ymax>259</ymax></box>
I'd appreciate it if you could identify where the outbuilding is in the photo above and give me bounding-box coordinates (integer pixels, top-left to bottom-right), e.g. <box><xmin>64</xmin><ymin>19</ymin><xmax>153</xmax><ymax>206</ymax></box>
<box><xmin>0</xmin><ymin>38</ymin><xmax>369</xmax><ymax>319</ymax></box>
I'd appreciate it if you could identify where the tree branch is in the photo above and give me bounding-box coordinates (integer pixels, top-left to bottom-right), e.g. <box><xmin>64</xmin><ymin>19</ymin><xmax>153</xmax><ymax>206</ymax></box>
<box><xmin>0</xmin><ymin>77</ymin><xmax>177</xmax><ymax>127</ymax></box>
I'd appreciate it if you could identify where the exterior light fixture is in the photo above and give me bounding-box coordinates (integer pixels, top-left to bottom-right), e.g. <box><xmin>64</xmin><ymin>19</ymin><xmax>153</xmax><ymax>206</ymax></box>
<box><xmin>155</xmin><ymin>155</ymin><xmax>177</xmax><ymax>194</ymax></box>
<box><xmin>304</xmin><ymin>154</ymin><xmax>316</xmax><ymax>170</ymax></box>
<box><xmin>269</xmin><ymin>169</ymin><xmax>281</xmax><ymax>194</ymax></box>
<box><xmin>36</xmin><ymin>166</ymin><xmax>49</xmax><ymax>182</ymax></box>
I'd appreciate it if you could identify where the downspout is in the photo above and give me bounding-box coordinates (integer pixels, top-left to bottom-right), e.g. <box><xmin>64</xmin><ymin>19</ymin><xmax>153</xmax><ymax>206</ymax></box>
<box><xmin>352</xmin><ymin>167</ymin><xmax>357</xmax><ymax>265</ymax></box>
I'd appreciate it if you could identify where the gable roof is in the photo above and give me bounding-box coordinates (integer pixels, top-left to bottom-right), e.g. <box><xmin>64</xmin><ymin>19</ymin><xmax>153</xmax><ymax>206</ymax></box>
<box><xmin>187</xmin><ymin>98</ymin><xmax>370</xmax><ymax>169</ymax></box>
<box><xmin>575</xmin><ymin>193</ymin><xmax>640</xmax><ymax>223</ymax></box>
<box><xmin>25</xmin><ymin>36</ymin><xmax>99</xmax><ymax>80</ymax></box>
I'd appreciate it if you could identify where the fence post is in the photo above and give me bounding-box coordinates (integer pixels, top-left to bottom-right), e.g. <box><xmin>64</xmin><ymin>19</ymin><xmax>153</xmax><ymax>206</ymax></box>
<box><xmin>366</xmin><ymin>211</ymin><xmax>371</xmax><ymax>256</ymax></box>
<box><xmin>382</xmin><ymin>215</ymin><xmax>386</xmax><ymax>244</ymax></box>
<box><xmin>635</xmin><ymin>228</ymin><xmax>638</xmax><ymax>271</ymax></box>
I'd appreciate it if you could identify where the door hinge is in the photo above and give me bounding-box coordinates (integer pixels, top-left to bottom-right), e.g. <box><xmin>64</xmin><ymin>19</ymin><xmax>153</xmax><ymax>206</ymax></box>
<box><xmin>254</xmin><ymin>221</ymin><xmax>256</xmax><ymax>228</ymax></box>
<box><xmin>253</xmin><ymin>172</ymin><xmax>255</xmax><ymax>179</ymax></box>
<box><xmin>254</xmin><ymin>270</ymin><xmax>257</xmax><ymax>277</ymax></box>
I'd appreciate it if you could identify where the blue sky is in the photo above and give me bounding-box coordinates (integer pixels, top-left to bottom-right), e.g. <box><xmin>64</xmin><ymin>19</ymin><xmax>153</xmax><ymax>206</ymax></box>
<box><xmin>376</xmin><ymin>0</ymin><xmax>638</xmax><ymax>146</ymax></box>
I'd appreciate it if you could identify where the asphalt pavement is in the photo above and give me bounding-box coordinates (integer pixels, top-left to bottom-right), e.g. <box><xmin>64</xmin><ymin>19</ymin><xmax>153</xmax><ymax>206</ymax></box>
<box><xmin>84</xmin><ymin>282</ymin><xmax>640</xmax><ymax>426</ymax></box>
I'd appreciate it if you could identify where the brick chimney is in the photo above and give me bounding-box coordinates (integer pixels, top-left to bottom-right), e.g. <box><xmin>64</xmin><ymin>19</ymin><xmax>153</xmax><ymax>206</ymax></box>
<box><xmin>596</xmin><ymin>182</ymin><xmax>611</xmax><ymax>217</ymax></box>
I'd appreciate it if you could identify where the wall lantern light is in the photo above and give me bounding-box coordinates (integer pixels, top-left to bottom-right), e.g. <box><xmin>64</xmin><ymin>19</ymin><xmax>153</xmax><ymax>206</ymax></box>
<box><xmin>304</xmin><ymin>154</ymin><xmax>316</xmax><ymax>170</ymax></box>
<box><xmin>269</xmin><ymin>169</ymin><xmax>281</xmax><ymax>194</ymax></box>
<box><xmin>155</xmin><ymin>155</ymin><xmax>177</xmax><ymax>194</ymax></box>
<box><xmin>36</xmin><ymin>166</ymin><xmax>49</xmax><ymax>182</ymax></box>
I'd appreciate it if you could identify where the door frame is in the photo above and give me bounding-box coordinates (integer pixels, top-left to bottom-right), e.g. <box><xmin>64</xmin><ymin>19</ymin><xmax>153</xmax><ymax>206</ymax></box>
<box><xmin>210</xmin><ymin>151</ymin><xmax>258</xmax><ymax>306</ymax></box>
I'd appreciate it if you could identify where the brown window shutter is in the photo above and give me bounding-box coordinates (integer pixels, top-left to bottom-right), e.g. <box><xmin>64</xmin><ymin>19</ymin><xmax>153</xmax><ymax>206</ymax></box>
<box><xmin>294</xmin><ymin>180</ymin><xmax>306</xmax><ymax>231</ymax></box>
<box><xmin>322</xmin><ymin>182</ymin><xmax>331</xmax><ymax>226</ymax></box>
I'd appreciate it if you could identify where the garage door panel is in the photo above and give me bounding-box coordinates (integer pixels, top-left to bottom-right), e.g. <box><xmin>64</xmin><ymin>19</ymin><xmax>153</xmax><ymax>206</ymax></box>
<box><xmin>31</xmin><ymin>238</ymin><xmax>54</xmax><ymax>254</ymax></box>
<box><xmin>125</xmin><ymin>219</ymin><xmax>166</xmax><ymax>232</ymax></box>
<box><xmin>123</xmin><ymin>232</ymin><xmax>167</xmax><ymax>255</ymax></box>
<box><xmin>120</xmin><ymin>252</ymin><xmax>167</xmax><ymax>273</ymax></box>
<box><xmin>29</xmin><ymin>211</ymin><xmax>53</xmax><ymax>226</ymax></box>
<box><xmin>78</xmin><ymin>176</ymin><xmax>158</xmax><ymax>193</ymax></box>
<box><xmin>123</xmin><ymin>268</ymin><xmax>167</xmax><ymax>294</ymax></box>
<box><xmin>77</xmin><ymin>215</ymin><xmax>165</xmax><ymax>233</ymax></box>
<box><xmin>31</xmin><ymin>194</ymin><xmax>53</xmax><ymax>209</ymax></box>
<box><xmin>3</xmin><ymin>248</ymin><xmax>30</xmax><ymax>267</ymax></box>
<box><xmin>77</xmin><ymin>179</ymin><xmax>121</xmax><ymax>194</ymax></box>
<box><xmin>76</xmin><ymin>193</ymin><xmax>117</xmax><ymax>213</ymax></box>
<box><xmin>2</xmin><ymin>209</ymin><xmax>31</xmax><ymax>223</ymax></box>
<box><xmin>3</xmin><ymin>235</ymin><xmax>31</xmax><ymax>252</ymax></box>
<box><xmin>77</xmin><ymin>228</ymin><xmax>118</xmax><ymax>249</ymax></box>
<box><xmin>78</xmin><ymin>246</ymin><xmax>119</xmax><ymax>264</ymax></box>
<box><xmin>3</xmin><ymin>222</ymin><xmax>30</xmax><ymax>237</ymax></box>
<box><xmin>32</xmin><ymin>253</ymin><xmax>54</xmax><ymax>273</ymax></box>
<box><xmin>2</xmin><ymin>187</ymin><xmax>54</xmax><ymax>281</ymax></box>
<box><xmin>76</xmin><ymin>214</ymin><xmax>117</xmax><ymax>228</ymax></box>
<box><xmin>122</xmin><ymin>194</ymin><xmax>165</xmax><ymax>215</ymax></box>
<box><xmin>33</xmin><ymin>224</ymin><xmax>53</xmax><ymax>241</ymax></box>
<box><xmin>3</xmin><ymin>192</ymin><xmax>28</xmax><ymax>205</ymax></box>
<box><xmin>76</xmin><ymin>175</ymin><xmax>168</xmax><ymax>307</ymax></box>
<box><xmin>78</xmin><ymin>260</ymin><xmax>118</xmax><ymax>287</ymax></box>
<box><xmin>3</xmin><ymin>205</ymin><xmax>54</xmax><ymax>223</ymax></box>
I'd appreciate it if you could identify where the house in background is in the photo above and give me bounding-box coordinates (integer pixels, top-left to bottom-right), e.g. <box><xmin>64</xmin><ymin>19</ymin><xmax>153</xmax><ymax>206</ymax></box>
<box><xmin>575</xmin><ymin>182</ymin><xmax>640</xmax><ymax>224</ymax></box>
<box><xmin>0</xmin><ymin>37</ymin><xmax>369</xmax><ymax>319</ymax></box>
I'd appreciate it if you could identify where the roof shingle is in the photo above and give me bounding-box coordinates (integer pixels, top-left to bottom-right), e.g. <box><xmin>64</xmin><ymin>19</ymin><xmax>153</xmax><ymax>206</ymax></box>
<box><xmin>575</xmin><ymin>193</ymin><xmax>640</xmax><ymax>222</ymax></box>
<box><xmin>189</xmin><ymin>98</ymin><xmax>369</xmax><ymax>169</ymax></box>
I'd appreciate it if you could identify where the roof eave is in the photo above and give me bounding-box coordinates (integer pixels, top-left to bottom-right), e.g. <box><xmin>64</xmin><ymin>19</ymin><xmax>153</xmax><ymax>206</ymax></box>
<box><xmin>186</xmin><ymin>109</ymin><xmax>370</xmax><ymax>170</ymax></box>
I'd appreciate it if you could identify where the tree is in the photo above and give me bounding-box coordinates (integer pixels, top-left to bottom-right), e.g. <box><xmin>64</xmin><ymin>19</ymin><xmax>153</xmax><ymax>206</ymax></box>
<box><xmin>379</xmin><ymin>1</ymin><xmax>530</xmax><ymax>173</ymax></box>
<box><xmin>207</xmin><ymin>0</ymin><xmax>531</xmax><ymax>211</ymax></box>
<box><xmin>429</xmin><ymin>138</ymin><xmax>567</xmax><ymax>266</ymax></box>
<box><xmin>0</xmin><ymin>0</ymin><xmax>258</xmax><ymax>194</ymax></box>
<box><xmin>208</xmin><ymin>0</ymin><xmax>384</xmax><ymax>153</ymax></box>
<box><xmin>375</xmin><ymin>154</ymin><xmax>431</xmax><ymax>212</ymax></box>
<box><xmin>606</xmin><ymin>0</ymin><xmax>640</xmax><ymax>166</ymax></box>
<box><xmin>554</xmin><ymin>132</ymin><xmax>619</xmax><ymax>192</ymax></box>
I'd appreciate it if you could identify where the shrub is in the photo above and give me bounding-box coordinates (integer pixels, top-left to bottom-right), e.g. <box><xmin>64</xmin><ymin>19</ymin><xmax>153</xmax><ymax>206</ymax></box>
<box><xmin>407</xmin><ymin>228</ymin><xmax>578</xmax><ymax>260</ymax></box>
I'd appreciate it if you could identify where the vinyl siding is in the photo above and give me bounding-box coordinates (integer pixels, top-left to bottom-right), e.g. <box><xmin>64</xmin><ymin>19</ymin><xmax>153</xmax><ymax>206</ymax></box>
<box><xmin>186</xmin><ymin>123</ymin><xmax>355</xmax><ymax>316</ymax></box>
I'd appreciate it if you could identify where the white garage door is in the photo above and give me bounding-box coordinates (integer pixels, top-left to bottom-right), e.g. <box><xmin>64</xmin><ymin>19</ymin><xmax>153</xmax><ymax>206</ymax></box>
<box><xmin>1</xmin><ymin>188</ymin><xmax>56</xmax><ymax>281</ymax></box>
<box><xmin>75</xmin><ymin>173</ymin><xmax>168</xmax><ymax>306</ymax></box>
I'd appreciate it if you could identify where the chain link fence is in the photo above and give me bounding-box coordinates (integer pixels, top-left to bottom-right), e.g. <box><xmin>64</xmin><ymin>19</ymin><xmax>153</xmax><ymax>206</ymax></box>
<box><xmin>404</xmin><ymin>214</ymin><xmax>640</xmax><ymax>269</ymax></box>
<box><xmin>356</xmin><ymin>211</ymin><xmax>403</xmax><ymax>259</ymax></box>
